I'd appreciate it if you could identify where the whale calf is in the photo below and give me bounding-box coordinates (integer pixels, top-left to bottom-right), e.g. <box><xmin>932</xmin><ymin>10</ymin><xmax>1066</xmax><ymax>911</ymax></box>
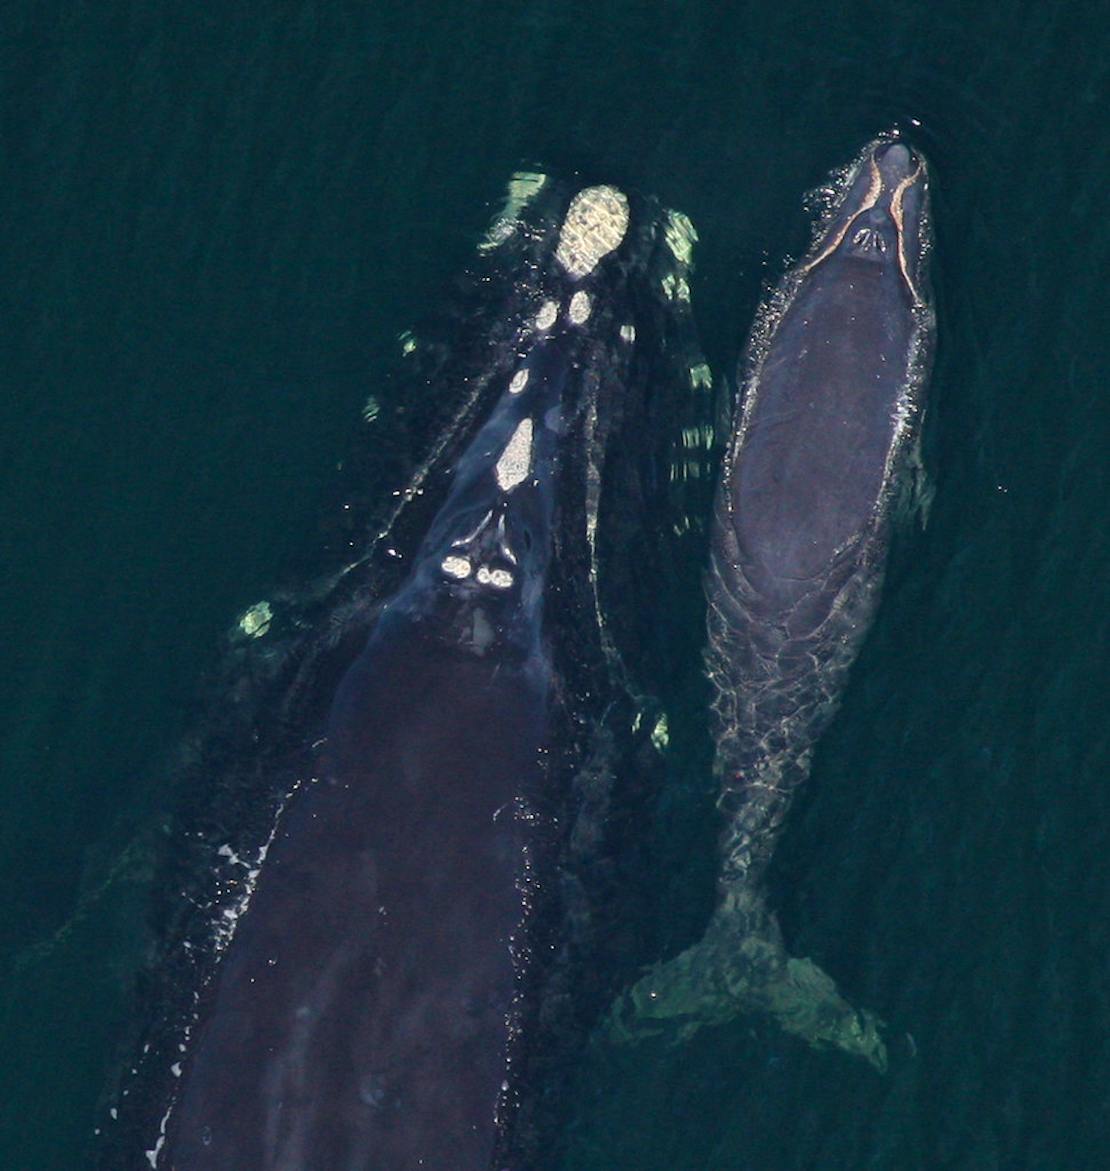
<box><xmin>99</xmin><ymin>176</ymin><xmax>705</xmax><ymax>1169</ymax></box>
<box><xmin>612</xmin><ymin>138</ymin><xmax>936</xmax><ymax>1070</ymax></box>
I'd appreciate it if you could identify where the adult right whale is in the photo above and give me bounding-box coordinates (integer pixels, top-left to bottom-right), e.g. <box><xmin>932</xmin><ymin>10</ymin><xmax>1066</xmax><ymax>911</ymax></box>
<box><xmin>612</xmin><ymin>138</ymin><xmax>936</xmax><ymax>1071</ymax></box>
<box><xmin>97</xmin><ymin>171</ymin><xmax>706</xmax><ymax>1171</ymax></box>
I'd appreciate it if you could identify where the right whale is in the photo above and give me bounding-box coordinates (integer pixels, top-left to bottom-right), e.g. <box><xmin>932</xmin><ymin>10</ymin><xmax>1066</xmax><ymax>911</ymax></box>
<box><xmin>95</xmin><ymin>170</ymin><xmax>707</xmax><ymax>1171</ymax></box>
<box><xmin>613</xmin><ymin>137</ymin><xmax>936</xmax><ymax>1071</ymax></box>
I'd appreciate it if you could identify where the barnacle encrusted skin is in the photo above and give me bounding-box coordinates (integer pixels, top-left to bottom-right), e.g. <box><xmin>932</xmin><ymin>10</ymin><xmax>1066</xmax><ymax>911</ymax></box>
<box><xmin>554</xmin><ymin>186</ymin><xmax>630</xmax><ymax>279</ymax></box>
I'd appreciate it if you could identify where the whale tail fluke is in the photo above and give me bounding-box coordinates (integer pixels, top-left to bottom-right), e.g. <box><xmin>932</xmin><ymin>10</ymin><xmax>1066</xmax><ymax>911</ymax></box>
<box><xmin>606</xmin><ymin>887</ymin><xmax>889</xmax><ymax>1072</ymax></box>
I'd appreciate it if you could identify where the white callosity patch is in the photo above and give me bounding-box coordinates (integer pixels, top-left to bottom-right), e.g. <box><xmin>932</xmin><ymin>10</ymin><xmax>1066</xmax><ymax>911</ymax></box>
<box><xmin>441</xmin><ymin>555</ymin><xmax>472</xmax><ymax>579</ymax></box>
<box><xmin>479</xmin><ymin>171</ymin><xmax>549</xmax><ymax>252</ymax></box>
<box><xmin>495</xmin><ymin>417</ymin><xmax>534</xmax><ymax>491</ymax></box>
<box><xmin>534</xmin><ymin>300</ymin><xmax>558</xmax><ymax>331</ymax></box>
<box><xmin>509</xmin><ymin>368</ymin><xmax>529</xmax><ymax>394</ymax></box>
<box><xmin>663</xmin><ymin>209</ymin><xmax>698</xmax><ymax>265</ymax></box>
<box><xmin>555</xmin><ymin>186</ymin><xmax>629</xmax><ymax>278</ymax></box>
<box><xmin>661</xmin><ymin>272</ymin><xmax>691</xmax><ymax>302</ymax></box>
<box><xmin>682</xmin><ymin>421</ymin><xmax>715</xmax><ymax>451</ymax></box>
<box><xmin>476</xmin><ymin>566</ymin><xmax>514</xmax><ymax>589</ymax></box>
<box><xmin>651</xmin><ymin>712</ymin><xmax>670</xmax><ymax>750</ymax></box>
<box><xmin>567</xmin><ymin>290</ymin><xmax>592</xmax><ymax>324</ymax></box>
<box><xmin>620</xmin><ymin>323</ymin><xmax>636</xmax><ymax>343</ymax></box>
<box><xmin>238</xmin><ymin>601</ymin><xmax>273</xmax><ymax>639</ymax></box>
<box><xmin>689</xmin><ymin>362</ymin><xmax>713</xmax><ymax>388</ymax></box>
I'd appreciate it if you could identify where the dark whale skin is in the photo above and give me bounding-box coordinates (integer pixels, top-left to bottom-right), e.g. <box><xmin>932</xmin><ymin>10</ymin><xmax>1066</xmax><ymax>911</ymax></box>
<box><xmin>709</xmin><ymin>139</ymin><xmax>935</xmax><ymax>886</ymax></box>
<box><xmin>163</xmin><ymin>624</ymin><xmax>548</xmax><ymax>1170</ymax></box>
<box><xmin>161</xmin><ymin>339</ymin><xmax>566</xmax><ymax>1169</ymax></box>
<box><xmin>102</xmin><ymin>174</ymin><xmax>708</xmax><ymax>1171</ymax></box>
<box><xmin>610</xmin><ymin>139</ymin><xmax>935</xmax><ymax>1072</ymax></box>
<box><xmin>156</xmin><ymin>292</ymin><xmax>576</xmax><ymax>1168</ymax></box>
<box><xmin>728</xmin><ymin>140</ymin><xmax>929</xmax><ymax>606</ymax></box>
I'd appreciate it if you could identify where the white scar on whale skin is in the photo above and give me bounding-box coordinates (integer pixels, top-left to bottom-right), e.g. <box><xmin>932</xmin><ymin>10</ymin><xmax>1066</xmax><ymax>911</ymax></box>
<box><xmin>495</xmin><ymin>418</ymin><xmax>534</xmax><ymax>491</ymax></box>
<box><xmin>509</xmin><ymin>368</ymin><xmax>529</xmax><ymax>394</ymax></box>
<box><xmin>555</xmin><ymin>186</ymin><xmax>629</xmax><ymax>278</ymax></box>
<box><xmin>452</xmin><ymin>509</ymin><xmax>493</xmax><ymax>547</ymax></box>
<box><xmin>496</xmin><ymin>512</ymin><xmax>518</xmax><ymax>564</ymax></box>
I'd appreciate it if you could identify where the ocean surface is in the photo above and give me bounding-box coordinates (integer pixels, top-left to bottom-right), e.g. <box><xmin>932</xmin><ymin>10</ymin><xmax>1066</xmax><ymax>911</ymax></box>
<box><xmin>2</xmin><ymin>2</ymin><xmax>1107</xmax><ymax>1167</ymax></box>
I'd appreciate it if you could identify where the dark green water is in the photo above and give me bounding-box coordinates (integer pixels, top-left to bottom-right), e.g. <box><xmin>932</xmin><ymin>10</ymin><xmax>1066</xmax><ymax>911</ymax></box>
<box><xmin>2</xmin><ymin>2</ymin><xmax>1107</xmax><ymax>1167</ymax></box>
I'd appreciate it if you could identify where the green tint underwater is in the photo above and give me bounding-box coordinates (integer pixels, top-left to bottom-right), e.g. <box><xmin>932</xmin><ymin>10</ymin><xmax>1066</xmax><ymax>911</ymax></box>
<box><xmin>1</xmin><ymin>1</ymin><xmax>1107</xmax><ymax>1167</ymax></box>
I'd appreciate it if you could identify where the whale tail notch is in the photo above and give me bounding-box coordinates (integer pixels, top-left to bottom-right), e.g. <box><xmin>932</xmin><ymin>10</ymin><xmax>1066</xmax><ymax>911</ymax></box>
<box><xmin>606</xmin><ymin>886</ymin><xmax>889</xmax><ymax>1072</ymax></box>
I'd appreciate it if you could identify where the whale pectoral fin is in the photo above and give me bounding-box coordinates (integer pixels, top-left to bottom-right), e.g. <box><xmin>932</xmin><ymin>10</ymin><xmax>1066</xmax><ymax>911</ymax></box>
<box><xmin>890</xmin><ymin>421</ymin><xmax>935</xmax><ymax>532</ymax></box>
<box><xmin>606</xmin><ymin>890</ymin><xmax>889</xmax><ymax>1072</ymax></box>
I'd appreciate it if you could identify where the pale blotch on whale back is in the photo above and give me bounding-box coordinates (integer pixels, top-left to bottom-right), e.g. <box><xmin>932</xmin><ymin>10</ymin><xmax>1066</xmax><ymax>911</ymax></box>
<box><xmin>555</xmin><ymin>186</ymin><xmax>630</xmax><ymax>278</ymax></box>
<box><xmin>568</xmin><ymin>290</ymin><xmax>592</xmax><ymax>324</ymax></box>
<box><xmin>689</xmin><ymin>362</ymin><xmax>713</xmax><ymax>389</ymax></box>
<box><xmin>479</xmin><ymin>171</ymin><xmax>549</xmax><ymax>252</ymax></box>
<box><xmin>509</xmin><ymin>369</ymin><xmax>529</xmax><ymax>394</ymax></box>
<box><xmin>534</xmin><ymin>300</ymin><xmax>558</xmax><ymax>331</ymax></box>
<box><xmin>661</xmin><ymin>271</ymin><xmax>691</xmax><ymax>302</ymax></box>
<box><xmin>663</xmin><ymin>209</ymin><xmax>698</xmax><ymax>266</ymax></box>
<box><xmin>495</xmin><ymin>417</ymin><xmax>534</xmax><ymax>491</ymax></box>
<box><xmin>651</xmin><ymin>712</ymin><xmax>669</xmax><ymax>750</ymax></box>
<box><xmin>441</xmin><ymin>555</ymin><xmax>472</xmax><ymax>579</ymax></box>
<box><xmin>476</xmin><ymin>566</ymin><xmax>514</xmax><ymax>589</ymax></box>
<box><xmin>237</xmin><ymin>601</ymin><xmax>273</xmax><ymax>639</ymax></box>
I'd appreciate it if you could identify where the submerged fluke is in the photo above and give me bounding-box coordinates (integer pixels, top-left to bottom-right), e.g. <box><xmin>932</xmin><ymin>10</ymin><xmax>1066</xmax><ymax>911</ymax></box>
<box><xmin>611</xmin><ymin>136</ymin><xmax>936</xmax><ymax>1071</ymax></box>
